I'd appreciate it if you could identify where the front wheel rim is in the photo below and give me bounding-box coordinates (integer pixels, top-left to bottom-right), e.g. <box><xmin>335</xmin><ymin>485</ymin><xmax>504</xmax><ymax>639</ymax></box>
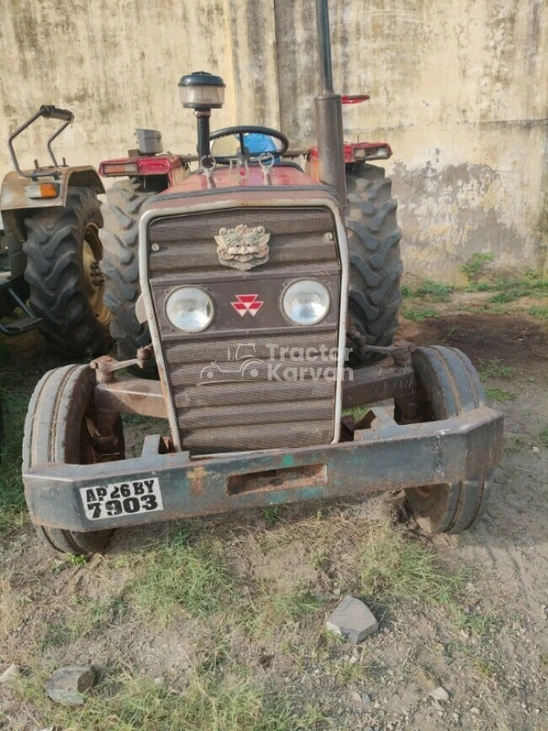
<box><xmin>82</xmin><ymin>223</ymin><xmax>111</xmax><ymax>327</ymax></box>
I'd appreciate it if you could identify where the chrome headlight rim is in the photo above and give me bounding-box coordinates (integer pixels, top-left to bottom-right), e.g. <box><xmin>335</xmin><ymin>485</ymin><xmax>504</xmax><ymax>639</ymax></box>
<box><xmin>165</xmin><ymin>285</ymin><xmax>214</xmax><ymax>333</ymax></box>
<box><xmin>281</xmin><ymin>278</ymin><xmax>331</xmax><ymax>326</ymax></box>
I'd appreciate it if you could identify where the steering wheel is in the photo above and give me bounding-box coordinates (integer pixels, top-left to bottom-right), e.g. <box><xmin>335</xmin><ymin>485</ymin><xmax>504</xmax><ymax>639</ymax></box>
<box><xmin>209</xmin><ymin>125</ymin><xmax>289</xmax><ymax>164</ymax></box>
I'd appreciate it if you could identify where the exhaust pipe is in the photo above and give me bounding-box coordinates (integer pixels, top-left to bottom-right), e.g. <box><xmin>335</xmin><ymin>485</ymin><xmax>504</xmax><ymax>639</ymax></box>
<box><xmin>314</xmin><ymin>0</ymin><xmax>346</xmax><ymax>205</ymax></box>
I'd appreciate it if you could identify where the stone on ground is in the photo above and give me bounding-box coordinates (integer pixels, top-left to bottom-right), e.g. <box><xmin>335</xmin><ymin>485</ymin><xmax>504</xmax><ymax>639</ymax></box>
<box><xmin>326</xmin><ymin>595</ymin><xmax>379</xmax><ymax>644</ymax></box>
<box><xmin>430</xmin><ymin>686</ymin><xmax>450</xmax><ymax>702</ymax></box>
<box><xmin>0</xmin><ymin>664</ymin><xmax>20</xmax><ymax>684</ymax></box>
<box><xmin>45</xmin><ymin>665</ymin><xmax>96</xmax><ymax>706</ymax></box>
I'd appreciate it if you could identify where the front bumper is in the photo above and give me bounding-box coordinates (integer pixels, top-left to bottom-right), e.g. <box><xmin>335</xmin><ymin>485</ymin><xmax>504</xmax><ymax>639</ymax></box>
<box><xmin>24</xmin><ymin>405</ymin><xmax>503</xmax><ymax>533</ymax></box>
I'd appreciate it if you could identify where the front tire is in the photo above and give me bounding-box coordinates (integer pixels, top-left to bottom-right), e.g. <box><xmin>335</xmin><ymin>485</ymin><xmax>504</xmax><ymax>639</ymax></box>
<box><xmin>345</xmin><ymin>164</ymin><xmax>403</xmax><ymax>365</ymax></box>
<box><xmin>23</xmin><ymin>364</ymin><xmax>125</xmax><ymax>555</ymax></box>
<box><xmin>23</xmin><ymin>186</ymin><xmax>111</xmax><ymax>357</ymax></box>
<box><xmin>396</xmin><ymin>346</ymin><xmax>492</xmax><ymax>534</ymax></box>
<box><xmin>100</xmin><ymin>180</ymin><xmax>156</xmax><ymax>359</ymax></box>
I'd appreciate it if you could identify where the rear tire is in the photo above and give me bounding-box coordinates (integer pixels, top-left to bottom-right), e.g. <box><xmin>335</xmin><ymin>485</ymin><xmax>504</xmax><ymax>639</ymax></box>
<box><xmin>23</xmin><ymin>364</ymin><xmax>125</xmax><ymax>555</ymax></box>
<box><xmin>396</xmin><ymin>345</ymin><xmax>492</xmax><ymax>534</ymax></box>
<box><xmin>23</xmin><ymin>187</ymin><xmax>111</xmax><ymax>357</ymax></box>
<box><xmin>345</xmin><ymin>164</ymin><xmax>403</xmax><ymax>365</ymax></box>
<box><xmin>100</xmin><ymin>180</ymin><xmax>155</xmax><ymax>359</ymax></box>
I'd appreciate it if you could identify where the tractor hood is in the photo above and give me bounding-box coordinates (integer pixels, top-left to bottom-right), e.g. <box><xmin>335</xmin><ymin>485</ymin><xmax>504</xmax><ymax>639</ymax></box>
<box><xmin>155</xmin><ymin>164</ymin><xmax>323</xmax><ymax>198</ymax></box>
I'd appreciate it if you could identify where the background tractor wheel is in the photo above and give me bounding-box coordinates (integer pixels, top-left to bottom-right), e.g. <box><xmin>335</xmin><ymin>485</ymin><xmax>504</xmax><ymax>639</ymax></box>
<box><xmin>23</xmin><ymin>364</ymin><xmax>125</xmax><ymax>555</ymax></box>
<box><xmin>100</xmin><ymin>179</ymin><xmax>155</xmax><ymax>360</ymax></box>
<box><xmin>395</xmin><ymin>345</ymin><xmax>492</xmax><ymax>534</ymax></box>
<box><xmin>23</xmin><ymin>186</ymin><xmax>110</xmax><ymax>357</ymax></box>
<box><xmin>345</xmin><ymin>164</ymin><xmax>403</xmax><ymax>365</ymax></box>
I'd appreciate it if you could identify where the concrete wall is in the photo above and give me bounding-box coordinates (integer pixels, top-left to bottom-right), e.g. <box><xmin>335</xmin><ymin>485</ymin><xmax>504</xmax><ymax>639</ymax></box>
<box><xmin>0</xmin><ymin>0</ymin><xmax>546</xmax><ymax>281</ymax></box>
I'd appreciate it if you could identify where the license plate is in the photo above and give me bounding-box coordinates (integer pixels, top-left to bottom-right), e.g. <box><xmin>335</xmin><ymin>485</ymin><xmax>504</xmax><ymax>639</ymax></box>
<box><xmin>80</xmin><ymin>478</ymin><xmax>163</xmax><ymax>521</ymax></box>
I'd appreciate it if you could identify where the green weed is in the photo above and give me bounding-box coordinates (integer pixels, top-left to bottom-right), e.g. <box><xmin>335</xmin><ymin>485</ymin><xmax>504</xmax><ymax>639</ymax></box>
<box><xmin>478</xmin><ymin>359</ymin><xmax>516</xmax><ymax>381</ymax></box>
<box><xmin>461</xmin><ymin>253</ymin><xmax>494</xmax><ymax>282</ymax></box>
<box><xmin>402</xmin><ymin>307</ymin><xmax>439</xmax><ymax>322</ymax></box>
<box><xmin>413</xmin><ymin>279</ymin><xmax>453</xmax><ymax>302</ymax></box>
<box><xmin>68</xmin><ymin>553</ymin><xmax>87</xmax><ymax>567</ymax></box>
<box><xmin>310</xmin><ymin>547</ymin><xmax>330</xmax><ymax>573</ymax></box>
<box><xmin>485</xmin><ymin>388</ymin><xmax>516</xmax><ymax>403</ymax></box>
<box><xmin>262</xmin><ymin>506</ymin><xmax>283</xmax><ymax>526</ymax></box>
<box><xmin>528</xmin><ymin>305</ymin><xmax>548</xmax><ymax>320</ymax></box>
<box><xmin>539</xmin><ymin>427</ymin><xmax>548</xmax><ymax>447</ymax></box>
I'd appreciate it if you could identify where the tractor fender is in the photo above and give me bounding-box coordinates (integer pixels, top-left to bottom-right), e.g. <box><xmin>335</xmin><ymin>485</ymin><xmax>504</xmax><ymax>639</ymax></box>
<box><xmin>0</xmin><ymin>166</ymin><xmax>105</xmax><ymax>276</ymax></box>
<box><xmin>0</xmin><ymin>165</ymin><xmax>104</xmax><ymax>215</ymax></box>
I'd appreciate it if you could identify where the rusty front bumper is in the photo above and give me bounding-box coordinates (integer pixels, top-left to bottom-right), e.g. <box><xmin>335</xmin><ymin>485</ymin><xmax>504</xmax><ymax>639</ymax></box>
<box><xmin>24</xmin><ymin>405</ymin><xmax>503</xmax><ymax>533</ymax></box>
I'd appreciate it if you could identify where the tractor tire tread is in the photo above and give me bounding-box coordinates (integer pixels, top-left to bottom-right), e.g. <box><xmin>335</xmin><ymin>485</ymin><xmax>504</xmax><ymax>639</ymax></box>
<box><xmin>345</xmin><ymin>166</ymin><xmax>403</xmax><ymax>363</ymax></box>
<box><xmin>22</xmin><ymin>187</ymin><xmax>109</xmax><ymax>357</ymax></box>
<box><xmin>100</xmin><ymin>179</ymin><xmax>155</xmax><ymax>359</ymax></box>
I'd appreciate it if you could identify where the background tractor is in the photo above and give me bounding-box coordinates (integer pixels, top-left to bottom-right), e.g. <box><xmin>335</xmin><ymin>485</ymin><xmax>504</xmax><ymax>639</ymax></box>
<box><xmin>22</xmin><ymin>0</ymin><xmax>503</xmax><ymax>556</ymax></box>
<box><xmin>0</xmin><ymin>105</ymin><xmax>110</xmax><ymax>356</ymax></box>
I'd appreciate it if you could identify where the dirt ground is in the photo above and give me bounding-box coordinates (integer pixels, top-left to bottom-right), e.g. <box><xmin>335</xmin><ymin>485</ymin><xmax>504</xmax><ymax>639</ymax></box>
<box><xmin>1</xmin><ymin>311</ymin><xmax>547</xmax><ymax>730</ymax></box>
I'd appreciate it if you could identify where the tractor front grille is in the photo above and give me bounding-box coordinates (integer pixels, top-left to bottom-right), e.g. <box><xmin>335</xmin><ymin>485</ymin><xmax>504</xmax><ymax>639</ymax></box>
<box><xmin>147</xmin><ymin>206</ymin><xmax>341</xmax><ymax>454</ymax></box>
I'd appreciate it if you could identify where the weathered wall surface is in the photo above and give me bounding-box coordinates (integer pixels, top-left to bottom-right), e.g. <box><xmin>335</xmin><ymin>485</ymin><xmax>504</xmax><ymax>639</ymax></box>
<box><xmin>0</xmin><ymin>0</ymin><xmax>546</xmax><ymax>281</ymax></box>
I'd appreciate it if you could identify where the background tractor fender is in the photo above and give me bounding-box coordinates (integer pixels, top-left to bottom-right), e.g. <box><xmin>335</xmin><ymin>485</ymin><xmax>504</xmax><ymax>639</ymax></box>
<box><xmin>0</xmin><ymin>165</ymin><xmax>105</xmax><ymax>254</ymax></box>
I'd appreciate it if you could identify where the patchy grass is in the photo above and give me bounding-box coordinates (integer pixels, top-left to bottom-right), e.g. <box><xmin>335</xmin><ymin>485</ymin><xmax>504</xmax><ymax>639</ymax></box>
<box><xmin>120</xmin><ymin>527</ymin><xmax>240</xmax><ymax>623</ymax></box>
<box><xmin>0</xmin><ymin>375</ymin><xmax>29</xmax><ymax>533</ymax></box>
<box><xmin>539</xmin><ymin>427</ymin><xmax>548</xmax><ymax>447</ymax></box>
<box><xmin>528</xmin><ymin>305</ymin><xmax>548</xmax><ymax>320</ymax></box>
<box><xmin>485</xmin><ymin>388</ymin><xmax>516</xmax><ymax>403</ymax></box>
<box><xmin>0</xmin><ymin>346</ymin><xmax>65</xmax><ymax>534</ymax></box>
<box><xmin>489</xmin><ymin>289</ymin><xmax>529</xmax><ymax>304</ymax></box>
<box><xmin>402</xmin><ymin>280</ymin><xmax>453</xmax><ymax>302</ymax></box>
<box><xmin>462</xmin><ymin>271</ymin><xmax>548</xmax><ymax>295</ymax></box>
<box><xmin>478</xmin><ymin>358</ymin><xmax>516</xmax><ymax>381</ymax></box>
<box><xmin>251</xmin><ymin>585</ymin><xmax>325</xmax><ymax>641</ymax></box>
<box><xmin>1</xmin><ymin>503</ymin><xmax>517</xmax><ymax>730</ymax></box>
<box><xmin>13</xmin><ymin>665</ymin><xmax>317</xmax><ymax>731</ymax></box>
<box><xmin>402</xmin><ymin>306</ymin><xmax>440</xmax><ymax>322</ymax></box>
<box><xmin>357</xmin><ymin>528</ymin><xmax>467</xmax><ymax>612</ymax></box>
<box><xmin>0</xmin><ymin>341</ymin><xmax>9</xmax><ymax>368</ymax></box>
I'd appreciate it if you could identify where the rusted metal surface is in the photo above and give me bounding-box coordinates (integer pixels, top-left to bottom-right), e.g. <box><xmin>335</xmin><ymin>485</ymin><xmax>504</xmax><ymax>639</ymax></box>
<box><xmin>147</xmin><ymin>202</ymin><xmax>343</xmax><ymax>454</ymax></box>
<box><xmin>95</xmin><ymin>376</ymin><xmax>167</xmax><ymax>419</ymax></box>
<box><xmin>8</xmin><ymin>104</ymin><xmax>73</xmax><ymax>178</ymax></box>
<box><xmin>0</xmin><ymin>166</ymin><xmax>104</xmax><ymax>213</ymax></box>
<box><xmin>24</xmin><ymin>405</ymin><xmax>503</xmax><ymax>532</ymax></box>
<box><xmin>98</xmin><ymin>153</ymin><xmax>189</xmax><ymax>187</ymax></box>
<box><xmin>90</xmin><ymin>346</ymin><xmax>153</xmax><ymax>384</ymax></box>
<box><xmin>342</xmin><ymin>365</ymin><xmax>415</xmax><ymax>409</ymax></box>
<box><xmin>92</xmin><ymin>361</ymin><xmax>415</xmax><ymax>420</ymax></box>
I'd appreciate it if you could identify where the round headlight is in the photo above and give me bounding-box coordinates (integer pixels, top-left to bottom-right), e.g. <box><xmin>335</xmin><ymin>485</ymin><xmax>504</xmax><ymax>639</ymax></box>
<box><xmin>282</xmin><ymin>280</ymin><xmax>330</xmax><ymax>326</ymax></box>
<box><xmin>165</xmin><ymin>287</ymin><xmax>214</xmax><ymax>333</ymax></box>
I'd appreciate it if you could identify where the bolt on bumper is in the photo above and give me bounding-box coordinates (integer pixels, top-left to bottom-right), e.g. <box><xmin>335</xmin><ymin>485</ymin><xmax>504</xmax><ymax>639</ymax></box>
<box><xmin>24</xmin><ymin>406</ymin><xmax>503</xmax><ymax>533</ymax></box>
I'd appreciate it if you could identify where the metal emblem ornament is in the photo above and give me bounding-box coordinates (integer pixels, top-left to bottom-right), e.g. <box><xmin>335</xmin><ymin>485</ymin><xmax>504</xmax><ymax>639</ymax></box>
<box><xmin>214</xmin><ymin>224</ymin><xmax>270</xmax><ymax>271</ymax></box>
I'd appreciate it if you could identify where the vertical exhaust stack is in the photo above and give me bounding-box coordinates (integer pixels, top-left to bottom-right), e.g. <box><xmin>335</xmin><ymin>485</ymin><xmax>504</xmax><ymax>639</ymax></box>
<box><xmin>314</xmin><ymin>0</ymin><xmax>346</xmax><ymax>205</ymax></box>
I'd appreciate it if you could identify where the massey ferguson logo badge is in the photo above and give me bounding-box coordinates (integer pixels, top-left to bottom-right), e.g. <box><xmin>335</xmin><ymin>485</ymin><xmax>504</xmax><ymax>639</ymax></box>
<box><xmin>231</xmin><ymin>294</ymin><xmax>264</xmax><ymax>317</ymax></box>
<box><xmin>214</xmin><ymin>224</ymin><xmax>270</xmax><ymax>271</ymax></box>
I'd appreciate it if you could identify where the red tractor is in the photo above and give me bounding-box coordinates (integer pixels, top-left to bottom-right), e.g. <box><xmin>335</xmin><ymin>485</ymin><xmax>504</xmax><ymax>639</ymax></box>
<box><xmin>22</xmin><ymin>0</ymin><xmax>503</xmax><ymax>555</ymax></box>
<box><xmin>98</xmin><ymin>100</ymin><xmax>396</xmax><ymax>364</ymax></box>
